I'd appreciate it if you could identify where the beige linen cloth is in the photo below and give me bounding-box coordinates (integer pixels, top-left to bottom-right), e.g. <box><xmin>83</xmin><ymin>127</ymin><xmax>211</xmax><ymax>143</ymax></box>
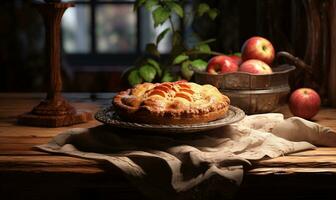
<box><xmin>37</xmin><ymin>113</ymin><xmax>336</xmax><ymax>200</ymax></box>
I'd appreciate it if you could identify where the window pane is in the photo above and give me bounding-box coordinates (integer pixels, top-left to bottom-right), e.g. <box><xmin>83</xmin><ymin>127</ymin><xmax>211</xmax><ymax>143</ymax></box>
<box><xmin>62</xmin><ymin>5</ymin><xmax>90</xmax><ymax>53</ymax></box>
<box><xmin>184</xmin><ymin>4</ymin><xmax>200</xmax><ymax>49</ymax></box>
<box><xmin>96</xmin><ymin>5</ymin><xmax>136</xmax><ymax>53</ymax></box>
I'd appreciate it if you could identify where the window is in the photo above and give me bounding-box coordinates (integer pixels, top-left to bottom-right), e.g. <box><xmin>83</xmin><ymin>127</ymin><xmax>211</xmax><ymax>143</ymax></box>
<box><xmin>61</xmin><ymin>0</ymin><xmax>185</xmax><ymax>68</ymax></box>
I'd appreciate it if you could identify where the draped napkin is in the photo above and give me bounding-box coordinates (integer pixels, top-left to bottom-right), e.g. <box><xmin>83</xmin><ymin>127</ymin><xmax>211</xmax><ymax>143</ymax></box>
<box><xmin>36</xmin><ymin>113</ymin><xmax>336</xmax><ymax>200</ymax></box>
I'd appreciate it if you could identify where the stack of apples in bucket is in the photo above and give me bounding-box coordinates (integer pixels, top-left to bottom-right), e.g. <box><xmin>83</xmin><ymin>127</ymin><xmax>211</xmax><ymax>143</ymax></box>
<box><xmin>207</xmin><ymin>36</ymin><xmax>274</xmax><ymax>75</ymax></box>
<box><xmin>206</xmin><ymin>36</ymin><xmax>321</xmax><ymax>120</ymax></box>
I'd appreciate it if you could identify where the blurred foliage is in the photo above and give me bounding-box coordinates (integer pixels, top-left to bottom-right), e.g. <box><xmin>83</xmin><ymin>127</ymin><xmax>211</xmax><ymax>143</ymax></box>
<box><xmin>125</xmin><ymin>0</ymin><xmax>220</xmax><ymax>86</ymax></box>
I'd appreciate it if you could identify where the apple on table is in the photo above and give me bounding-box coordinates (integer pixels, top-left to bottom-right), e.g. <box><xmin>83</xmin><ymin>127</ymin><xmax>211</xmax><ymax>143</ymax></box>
<box><xmin>289</xmin><ymin>88</ymin><xmax>321</xmax><ymax>120</ymax></box>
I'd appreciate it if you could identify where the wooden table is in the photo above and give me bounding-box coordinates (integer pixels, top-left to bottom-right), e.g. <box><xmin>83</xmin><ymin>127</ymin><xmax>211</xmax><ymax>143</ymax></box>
<box><xmin>1</xmin><ymin>93</ymin><xmax>336</xmax><ymax>200</ymax></box>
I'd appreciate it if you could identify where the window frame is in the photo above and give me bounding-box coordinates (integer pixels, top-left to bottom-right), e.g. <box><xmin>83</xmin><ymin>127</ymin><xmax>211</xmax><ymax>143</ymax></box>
<box><xmin>62</xmin><ymin>0</ymin><xmax>141</xmax><ymax>67</ymax></box>
<box><xmin>62</xmin><ymin>0</ymin><xmax>188</xmax><ymax>67</ymax></box>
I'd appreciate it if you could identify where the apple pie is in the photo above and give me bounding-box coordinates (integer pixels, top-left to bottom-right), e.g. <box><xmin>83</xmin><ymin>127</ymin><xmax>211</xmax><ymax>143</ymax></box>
<box><xmin>112</xmin><ymin>81</ymin><xmax>230</xmax><ymax>124</ymax></box>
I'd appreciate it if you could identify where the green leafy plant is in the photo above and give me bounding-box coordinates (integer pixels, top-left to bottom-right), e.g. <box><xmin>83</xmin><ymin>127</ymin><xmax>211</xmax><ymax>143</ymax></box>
<box><xmin>125</xmin><ymin>0</ymin><xmax>220</xmax><ymax>86</ymax></box>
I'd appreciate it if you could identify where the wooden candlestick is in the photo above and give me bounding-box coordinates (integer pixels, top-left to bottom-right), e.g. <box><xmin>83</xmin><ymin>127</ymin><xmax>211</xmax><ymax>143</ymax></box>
<box><xmin>18</xmin><ymin>1</ymin><xmax>92</xmax><ymax>127</ymax></box>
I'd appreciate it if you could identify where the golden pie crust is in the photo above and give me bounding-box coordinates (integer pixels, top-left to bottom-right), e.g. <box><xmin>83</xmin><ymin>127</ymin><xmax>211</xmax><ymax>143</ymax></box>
<box><xmin>113</xmin><ymin>81</ymin><xmax>230</xmax><ymax>124</ymax></box>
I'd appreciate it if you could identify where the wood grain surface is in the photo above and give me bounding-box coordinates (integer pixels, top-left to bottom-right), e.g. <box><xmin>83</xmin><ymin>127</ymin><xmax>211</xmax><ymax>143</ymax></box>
<box><xmin>1</xmin><ymin>93</ymin><xmax>336</xmax><ymax>174</ymax></box>
<box><xmin>1</xmin><ymin>93</ymin><xmax>336</xmax><ymax>199</ymax></box>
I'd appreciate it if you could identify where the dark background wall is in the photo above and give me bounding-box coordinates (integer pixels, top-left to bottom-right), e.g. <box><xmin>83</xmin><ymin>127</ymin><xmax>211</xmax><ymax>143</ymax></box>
<box><xmin>0</xmin><ymin>0</ymin><xmax>46</xmax><ymax>92</ymax></box>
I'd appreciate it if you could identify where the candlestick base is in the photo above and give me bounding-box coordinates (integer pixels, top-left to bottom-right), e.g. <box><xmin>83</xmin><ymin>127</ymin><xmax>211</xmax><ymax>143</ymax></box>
<box><xmin>18</xmin><ymin>108</ymin><xmax>92</xmax><ymax>127</ymax></box>
<box><xmin>18</xmin><ymin>94</ymin><xmax>92</xmax><ymax>127</ymax></box>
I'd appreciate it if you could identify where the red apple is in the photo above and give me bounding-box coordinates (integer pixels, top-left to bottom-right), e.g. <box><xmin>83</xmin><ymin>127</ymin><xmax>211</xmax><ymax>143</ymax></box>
<box><xmin>241</xmin><ymin>36</ymin><xmax>275</xmax><ymax>65</ymax></box>
<box><xmin>239</xmin><ymin>59</ymin><xmax>272</xmax><ymax>74</ymax></box>
<box><xmin>289</xmin><ymin>88</ymin><xmax>321</xmax><ymax>119</ymax></box>
<box><xmin>229</xmin><ymin>53</ymin><xmax>242</xmax><ymax>66</ymax></box>
<box><xmin>206</xmin><ymin>55</ymin><xmax>238</xmax><ymax>74</ymax></box>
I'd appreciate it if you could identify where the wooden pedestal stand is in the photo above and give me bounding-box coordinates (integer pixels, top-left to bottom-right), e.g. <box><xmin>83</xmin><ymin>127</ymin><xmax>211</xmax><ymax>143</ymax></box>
<box><xmin>18</xmin><ymin>1</ymin><xmax>92</xmax><ymax>127</ymax></box>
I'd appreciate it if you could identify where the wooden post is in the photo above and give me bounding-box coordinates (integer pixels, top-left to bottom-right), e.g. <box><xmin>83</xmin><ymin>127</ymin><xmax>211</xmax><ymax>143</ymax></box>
<box><xmin>18</xmin><ymin>1</ymin><xmax>92</xmax><ymax>127</ymax></box>
<box><xmin>329</xmin><ymin>0</ymin><xmax>336</xmax><ymax>106</ymax></box>
<box><xmin>293</xmin><ymin>0</ymin><xmax>335</xmax><ymax>107</ymax></box>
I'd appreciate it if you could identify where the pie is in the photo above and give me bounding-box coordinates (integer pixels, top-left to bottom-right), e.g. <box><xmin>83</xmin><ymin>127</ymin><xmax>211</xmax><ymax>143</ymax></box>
<box><xmin>112</xmin><ymin>81</ymin><xmax>230</xmax><ymax>124</ymax></box>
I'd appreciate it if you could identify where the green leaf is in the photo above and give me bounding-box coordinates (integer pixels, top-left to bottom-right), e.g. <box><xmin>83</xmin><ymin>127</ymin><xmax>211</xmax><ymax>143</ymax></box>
<box><xmin>233</xmin><ymin>52</ymin><xmax>241</xmax><ymax>57</ymax></box>
<box><xmin>152</xmin><ymin>6</ymin><xmax>170</xmax><ymax>27</ymax></box>
<box><xmin>145</xmin><ymin>43</ymin><xmax>160</xmax><ymax>57</ymax></box>
<box><xmin>133</xmin><ymin>0</ymin><xmax>146</xmax><ymax>11</ymax></box>
<box><xmin>173</xmin><ymin>54</ymin><xmax>189</xmax><ymax>65</ymax></box>
<box><xmin>166</xmin><ymin>2</ymin><xmax>184</xmax><ymax>18</ymax></box>
<box><xmin>196</xmin><ymin>43</ymin><xmax>211</xmax><ymax>53</ymax></box>
<box><xmin>139</xmin><ymin>65</ymin><xmax>157</xmax><ymax>82</ymax></box>
<box><xmin>147</xmin><ymin>58</ymin><xmax>162</xmax><ymax>77</ymax></box>
<box><xmin>156</xmin><ymin>28</ymin><xmax>170</xmax><ymax>45</ymax></box>
<box><xmin>197</xmin><ymin>3</ymin><xmax>210</xmax><ymax>17</ymax></box>
<box><xmin>181</xmin><ymin>61</ymin><xmax>193</xmax><ymax>80</ymax></box>
<box><xmin>172</xmin><ymin>31</ymin><xmax>182</xmax><ymax>47</ymax></box>
<box><xmin>208</xmin><ymin>8</ymin><xmax>219</xmax><ymax>20</ymax></box>
<box><xmin>145</xmin><ymin>0</ymin><xmax>158</xmax><ymax>10</ymax></box>
<box><xmin>190</xmin><ymin>59</ymin><xmax>207</xmax><ymax>71</ymax></box>
<box><xmin>128</xmin><ymin>70</ymin><xmax>143</xmax><ymax>86</ymax></box>
<box><xmin>171</xmin><ymin>45</ymin><xmax>185</xmax><ymax>59</ymax></box>
<box><xmin>121</xmin><ymin>66</ymin><xmax>135</xmax><ymax>80</ymax></box>
<box><xmin>161</xmin><ymin>70</ymin><xmax>175</xmax><ymax>82</ymax></box>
